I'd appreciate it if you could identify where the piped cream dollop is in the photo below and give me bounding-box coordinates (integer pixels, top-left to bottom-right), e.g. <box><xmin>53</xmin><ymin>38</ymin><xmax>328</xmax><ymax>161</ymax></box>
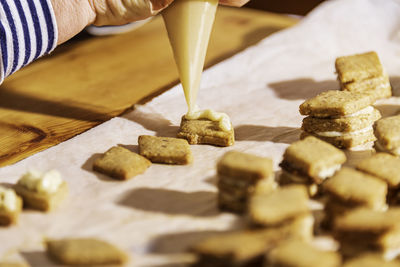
<box><xmin>185</xmin><ymin>107</ymin><xmax>232</xmax><ymax>131</ymax></box>
<box><xmin>18</xmin><ymin>170</ymin><xmax>63</xmax><ymax>194</ymax></box>
<box><xmin>0</xmin><ymin>186</ymin><xmax>18</xmax><ymax>211</ymax></box>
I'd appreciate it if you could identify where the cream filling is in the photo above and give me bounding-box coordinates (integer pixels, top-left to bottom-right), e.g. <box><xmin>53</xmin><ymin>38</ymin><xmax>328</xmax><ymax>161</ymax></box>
<box><xmin>0</xmin><ymin>186</ymin><xmax>17</xmax><ymax>211</ymax></box>
<box><xmin>375</xmin><ymin>141</ymin><xmax>400</xmax><ymax>156</ymax></box>
<box><xmin>283</xmin><ymin>164</ymin><xmax>341</xmax><ymax>181</ymax></box>
<box><xmin>186</xmin><ymin>106</ymin><xmax>232</xmax><ymax>131</ymax></box>
<box><xmin>18</xmin><ymin>170</ymin><xmax>63</xmax><ymax>194</ymax></box>
<box><xmin>342</xmin><ymin>106</ymin><xmax>374</xmax><ymax>118</ymax></box>
<box><xmin>315</xmin><ymin>126</ymin><xmax>373</xmax><ymax>138</ymax></box>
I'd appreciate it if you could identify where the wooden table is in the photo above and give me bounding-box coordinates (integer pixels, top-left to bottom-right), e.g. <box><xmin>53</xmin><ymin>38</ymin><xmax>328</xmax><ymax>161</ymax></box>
<box><xmin>0</xmin><ymin>7</ymin><xmax>297</xmax><ymax>167</ymax></box>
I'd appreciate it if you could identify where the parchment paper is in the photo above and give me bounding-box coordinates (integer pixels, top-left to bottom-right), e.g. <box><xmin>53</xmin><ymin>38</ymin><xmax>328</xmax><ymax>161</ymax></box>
<box><xmin>2</xmin><ymin>0</ymin><xmax>400</xmax><ymax>266</ymax></box>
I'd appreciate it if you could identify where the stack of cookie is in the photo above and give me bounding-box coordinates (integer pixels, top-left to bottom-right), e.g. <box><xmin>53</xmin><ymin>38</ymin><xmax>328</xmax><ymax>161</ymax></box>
<box><xmin>335</xmin><ymin>51</ymin><xmax>392</xmax><ymax>101</ymax></box>
<box><xmin>300</xmin><ymin>90</ymin><xmax>381</xmax><ymax>149</ymax></box>
<box><xmin>322</xmin><ymin>167</ymin><xmax>388</xmax><ymax>227</ymax></box>
<box><xmin>334</xmin><ymin>208</ymin><xmax>400</xmax><ymax>259</ymax></box>
<box><xmin>217</xmin><ymin>151</ymin><xmax>276</xmax><ymax>213</ymax></box>
<box><xmin>373</xmin><ymin>115</ymin><xmax>400</xmax><ymax>156</ymax></box>
<box><xmin>0</xmin><ymin>186</ymin><xmax>22</xmax><ymax>226</ymax></box>
<box><xmin>249</xmin><ymin>185</ymin><xmax>313</xmax><ymax>241</ymax></box>
<box><xmin>356</xmin><ymin>153</ymin><xmax>400</xmax><ymax>205</ymax></box>
<box><xmin>279</xmin><ymin>136</ymin><xmax>346</xmax><ymax>196</ymax></box>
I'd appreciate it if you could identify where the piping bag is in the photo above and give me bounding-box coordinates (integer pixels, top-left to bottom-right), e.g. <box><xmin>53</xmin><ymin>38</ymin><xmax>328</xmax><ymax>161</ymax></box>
<box><xmin>162</xmin><ymin>0</ymin><xmax>218</xmax><ymax>113</ymax></box>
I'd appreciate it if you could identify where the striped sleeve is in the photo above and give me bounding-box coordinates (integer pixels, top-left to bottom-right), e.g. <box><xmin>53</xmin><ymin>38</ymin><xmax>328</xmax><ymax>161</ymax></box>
<box><xmin>0</xmin><ymin>0</ymin><xmax>58</xmax><ymax>83</ymax></box>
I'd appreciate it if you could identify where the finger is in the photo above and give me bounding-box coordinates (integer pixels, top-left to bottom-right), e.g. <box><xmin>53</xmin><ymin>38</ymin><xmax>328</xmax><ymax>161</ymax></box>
<box><xmin>219</xmin><ymin>0</ymin><xmax>249</xmax><ymax>7</ymax></box>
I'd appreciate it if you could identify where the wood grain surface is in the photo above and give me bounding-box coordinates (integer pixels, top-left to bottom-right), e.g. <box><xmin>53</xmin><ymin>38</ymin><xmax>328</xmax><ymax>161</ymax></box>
<box><xmin>0</xmin><ymin>7</ymin><xmax>297</xmax><ymax>167</ymax></box>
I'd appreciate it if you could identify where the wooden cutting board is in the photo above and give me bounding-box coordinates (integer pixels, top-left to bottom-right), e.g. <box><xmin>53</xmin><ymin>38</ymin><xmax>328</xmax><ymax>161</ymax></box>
<box><xmin>0</xmin><ymin>7</ymin><xmax>297</xmax><ymax>167</ymax></box>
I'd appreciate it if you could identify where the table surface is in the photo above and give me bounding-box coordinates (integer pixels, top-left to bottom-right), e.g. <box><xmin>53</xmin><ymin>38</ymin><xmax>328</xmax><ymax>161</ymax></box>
<box><xmin>0</xmin><ymin>7</ymin><xmax>297</xmax><ymax>167</ymax></box>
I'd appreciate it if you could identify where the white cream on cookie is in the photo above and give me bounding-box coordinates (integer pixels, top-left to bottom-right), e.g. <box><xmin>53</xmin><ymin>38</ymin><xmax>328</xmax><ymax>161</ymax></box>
<box><xmin>19</xmin><ymin>170</ymin><xmax>63</xmax><ymax>194</ymax></box>
<box><xmin>342</xmin><ymin>106</ymin><xmax>374</xmax><ymax>118</ymax></box>
<box><xmin>0</xmin><ymin>186</ymin><xmax>18</xmax><ymax>211</ymax></box>
<box><xmin>315</xmin><ymin>126</ymin><xmax>373</xmax><ymax>138</ymax></box>
<box><xmin>186</xmin><ymin>106</ymin><xmax>232</xmax><ymax>131</ymax></box>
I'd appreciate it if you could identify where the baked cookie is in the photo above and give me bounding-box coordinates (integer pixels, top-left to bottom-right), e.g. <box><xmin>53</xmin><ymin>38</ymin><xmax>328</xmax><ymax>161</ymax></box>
<box><xmin>177</xmin><ymin>117</ymin><xmax>234</xmax><ymax>146</ymax></box>
<box><xmin>334</xmin><ymin>208</ymin><xmax>400</xmax><ymax>259</ymax></box>
<box><xmin>300</xmin><ymin>129</ymin><xmax>376</xmax><ymax>150</ymax></box>
<box><xmin>93</xmin><ymin>146</ymin><xmax>151</xmax><ymax>180</ymax></box>
<box><xmin>299</xmin><ymin>90</ymin><xmax>374</xmax><ymax>118</ymax></box>
<box><xmin>356</xmin><ymin>153</ymin><xmax>400</xmax><ymax>189</ymax></box>
<box><xmin>336</xmin><ymin>51</ymin><xmax>391</xmax><ymax>100</ymax></box>
<box><xmin>217</xmin><ymin>151</ymin><xmax>273</xmax><ymax>182</ymax></box>
<box><xmin>249</xmin><ymin>185</ymin><xmax>310</xmax><ymax>226</ymax></box>
<box><xmin>374</xmin><ymin>115</ymin><xmax>400</xmax><ymax>156</ymax></box>
<box><xmin>323</xmin><ymin>167</ymin><xmax>387</xmax><ymax>211</ymax></box>
<box><xmin>14</xmin><ymin>170</ymin><xmax>68</xmax><ymax>212</ymax></box>
<box><xmin>302</xmin><ymin>107</ymin><xmax>381</xmax><ymax>133</ymax></box>
<box><xmin>217</xmin><ymin>151</ymin><xmax>275</xmax><ymax>213</ymax></box>
<box><xmin>335</xmin><ymin>51</ymin><xmax>383</xmax><ymax>83</ymax></box>
<box><xmin>138</xmin><ymin>135</ymin><xmax>192</xmax><ymax>164</ymax></box>
<box><xmin>191</xmin><ymin>229</ymin><xmax>290</xmax><ymax>267</ymax></box>
<box><xmin>46</xmin><ymin>238</ymin><xmax>128</xmax><ymax>265</ymax></box>
<box><xmin>280</xmin><ymin>136</ymin><xmax>346</xmax><ymax>184</ymax></box>
<box><xmin>267</xmin><ymin>239</ymin><xmax>342</xmax><ymax>267</ymax></box>
<box><xmin>0</xmin><ymin>186</ymin><xmax>22</xmax><ymax>226</ymax></box>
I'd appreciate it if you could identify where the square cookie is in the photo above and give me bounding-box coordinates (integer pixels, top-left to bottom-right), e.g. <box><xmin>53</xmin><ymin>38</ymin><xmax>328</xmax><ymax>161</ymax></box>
<box><xmin>374</xmin><ymin>115</ymin><xmax>400</xmax><ymax>156</ymax></box>
<box><xmin>356</xmin><ymin>153</ymin><xmax>400</xmax><ymax>189</ymax></box>
<box><xmin>342</xmin><ymin>74</ymin><xmax>392</xmax><ymax>100</ymax></box>
<box><xmin>14</xmin><ymin>170</ymin><xmax>68</xmax><ymax>212</ymax></box>
<box><xmin>267</xmin><ymin>239</ymin><xmax>341</xmax><ymax>267</ymax></box>
<box><xmin>191</xmin><ymin>229</ymin><xmax>287</xmax><ymax>267</ymax></box>
<box><xmin>280</xmin><ymin>136</ymin><xmax>346</xmax><ymax>183</ymax></box>
<box><xmin>14</xmin><ymin>181</ymin><xmax>68</xmax><ymax>212</ymax></box>
<box><xmin>249</xmin><ymin>185</ymin><xmax>310</xmax><ymax>226</ymax></box>
<box><xmin>93</xmin><ymin>146</ymin><xmax>151</xmax><ymax>180</ymax></box>
<box><xmin>343</xmin><ymin>253</ymin><xmax>400</xmax><ymax>267</ymax></box>
<box><xmin>0</xmin><ymin>187</ymin><xmax>22</xmax><ymax>226</ymax></box>
<box><xmin>299</xmin><ymin>90</ymin><xmax>374</xmax><ymax>118</ymax></box>
<box><xmin>335</xmin><ymin>51</ymin><xmax>383</xmax><ymax>83</ymax></box>
<box><xmin>177</xmin><ymin>117</ymin><xmax>234</xmax><ymax>147</ymax></box>
<box><xmin>46</xmin><ymin>238</ymin><xmax>127</xmax><ymax>265</ymax></box>
<box><xmin>302</xmin><ymin>107</ymin><xmax>381</xmax><ymax>133</ymax></box>
<box><xmin>138</xmin><ymin>135</ymin><xmax>192</xmax><ymax>165</ymax></box>
<box><xmin>323</xmin><ymin>167</ymin><xmax>387</xmax><ymax>210</ymax></box>
<box><xmin>217</xmin><ymin>151</ymin><xmax>273</xmax><ymax>182</ymax></box>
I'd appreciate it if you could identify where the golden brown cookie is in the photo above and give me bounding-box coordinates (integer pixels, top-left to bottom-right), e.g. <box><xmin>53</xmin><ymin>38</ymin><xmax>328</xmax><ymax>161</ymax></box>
<box><xmin>0</xmin><ymin>186</ymin><xmax>23</xmax><ymax>226</ymax></box>
<box><xmin>217</xmin><ymin>151</ymin><xmax>273</xmax><ymax>182</ymax></box>
<box><xmin>335</xmin><ymin>51</ymin><xmax>383</xmax><ymax>83</ymax></box>
<box><xmin>138</xmin><ymin>135</ymin><xmax>192</xmax><ymax>164</ymax></box>
<box><xmin>93</xmin><ymin>146</ymin><xmax>151</xmax><ymax>180</ymax></box>
<box><xmin>177</xmin><ymin>117</ymin><xmax>234</xmax><ymax>146</ymax></box>
<box><xmin>323</xmin><ymin>167</ymin><xmax>387</xmax><ymax>210</ymax></box>
<box><xmin>356</xmin><ymin>153</ymin><xmax>400</xmax><ymax>189</ymax></box>
<box><xmin>374</xmin><ymin>115</ymin><xmax>400</xmax><ymax>156</ymax></box>
<box><xmin>299</xmin><ymin>90</ymin><xmax>374</xmax><ymax>118</ymax></box>
<box><xmin>46</xmin><ymin>238</ymin><xmax>128</xmax><ymax>265</ymax></box>
<box><xmin>249</xmin><ymin>185</ymin><xmax>310</xmax><ymax>226</ymax></box>
<box><xmin>280</xmin><ymin>136</ymin><xmax>346</xmax><ymax>184</ymax></box>
<box><xmin>14</xmin><ymin>182</ymin><xmax>68</xmax><ymax>212</ymax></box>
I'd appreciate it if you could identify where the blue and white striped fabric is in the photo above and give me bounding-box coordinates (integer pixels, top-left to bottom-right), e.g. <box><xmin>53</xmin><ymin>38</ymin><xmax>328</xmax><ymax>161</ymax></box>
<box><xmin>0</xmin><ymin>0</ymin><xmax>57</xmax><ymax>83</ymax></box>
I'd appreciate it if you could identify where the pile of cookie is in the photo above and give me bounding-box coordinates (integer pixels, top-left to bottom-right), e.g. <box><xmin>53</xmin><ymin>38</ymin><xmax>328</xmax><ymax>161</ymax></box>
<box><xmin>300</xmin><ymin>51</ymin><xmax>393</xmax><ymax>150</ymax></box>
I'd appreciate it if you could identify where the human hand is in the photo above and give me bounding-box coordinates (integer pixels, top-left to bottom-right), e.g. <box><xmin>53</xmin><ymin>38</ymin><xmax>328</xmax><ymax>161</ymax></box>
<box><xmin>88</xmin><ymin>0</ymin><xmax>251</xmax><ymax>26</ymax></box>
